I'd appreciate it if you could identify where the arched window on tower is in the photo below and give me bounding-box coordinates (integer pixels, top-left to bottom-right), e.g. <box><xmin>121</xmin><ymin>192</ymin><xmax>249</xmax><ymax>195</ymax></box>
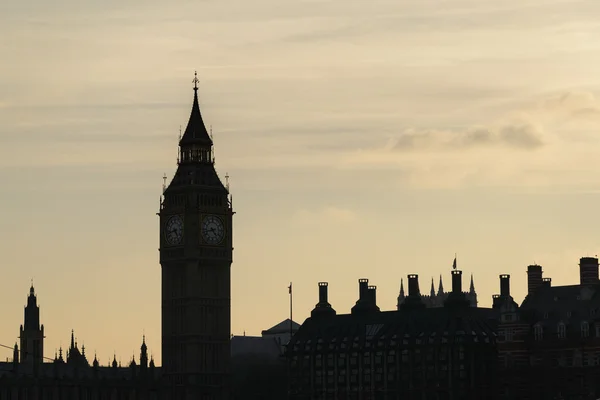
<box><xmin>534</xmin><ymin>324</ymin><xmax>543</xmax><ymax>341</ymax></box>
<box><xmin>581</xmin><ymin>321</ymin><xmax>590</xmax><ymax>338</ymax></box>
<box><xmin>557</xmin><ymin>322</ymin><xmax>566</xmax><ymax>339</ymax></box>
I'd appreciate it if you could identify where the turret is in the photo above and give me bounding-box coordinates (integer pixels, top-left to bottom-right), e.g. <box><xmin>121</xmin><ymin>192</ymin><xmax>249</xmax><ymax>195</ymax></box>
<box><xmin>140</xmin><ymin>335</ymin><xmax>149</xmax><ymax>372</ymax></box>
<box><xmin>19</xmin><ymin>284</ymin><xmax>44</xmax><ymax>365</ymax></box>
<box><xmin>12</xmin><ymin>343</ymin><xmax>18</xmax><ymax>371</ymax></box>
<box><xmin>396</xmin><ymin>279</ymin><xmax>405</xmax><ymax>309</ymax></box>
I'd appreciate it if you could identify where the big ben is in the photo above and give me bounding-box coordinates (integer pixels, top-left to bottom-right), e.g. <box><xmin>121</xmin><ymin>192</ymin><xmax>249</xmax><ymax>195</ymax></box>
<box><xmin>159</xmin><ymin>73</ymin><xmax>233</xmax><ymax>400</ymax></box>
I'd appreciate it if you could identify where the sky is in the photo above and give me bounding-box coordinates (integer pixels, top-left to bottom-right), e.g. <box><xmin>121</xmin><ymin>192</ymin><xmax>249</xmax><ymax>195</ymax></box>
<box><xmin>1</xmin><ymin>0</ymin><xmax>600</xmax><ymax>366</ymax></box>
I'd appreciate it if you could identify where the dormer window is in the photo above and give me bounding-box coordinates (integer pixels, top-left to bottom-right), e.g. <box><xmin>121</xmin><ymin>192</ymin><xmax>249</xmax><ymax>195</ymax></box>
<box><xmin>534</xmin><ymin>324</ymin><xmax>543</xmax><ymax>341</ymax></box>
<box><xmin>557</xmin><ymin>322</ymin><xmax>566</xmax><ymax>339</ymax></box>
<box><xmin>581</xmin><ymin>321</ymin><xmax>590</xmax><ymax>338</ymax></box>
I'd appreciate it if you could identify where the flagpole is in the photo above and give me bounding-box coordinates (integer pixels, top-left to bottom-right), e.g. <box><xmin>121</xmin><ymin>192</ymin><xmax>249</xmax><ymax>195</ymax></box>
<box><xmin>289</xmin><ymin>282</ymin><xmax>293</xmax><ymax>340</ymax></box>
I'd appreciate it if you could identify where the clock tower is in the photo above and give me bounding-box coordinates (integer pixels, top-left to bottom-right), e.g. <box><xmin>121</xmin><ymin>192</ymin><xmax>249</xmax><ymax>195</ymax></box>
<box><xmin>159</xmin><ymin>74</ymin><xmax>233</xmax><ymax>400</ymax></box>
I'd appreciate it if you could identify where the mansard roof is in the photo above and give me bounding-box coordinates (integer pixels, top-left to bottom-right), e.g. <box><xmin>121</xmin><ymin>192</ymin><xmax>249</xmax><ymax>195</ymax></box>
<box><xmin>288</xmin><ymin>307</ymin><xmax>497</xmax><ymax>353</ymax></box>
<box><xmin>179</xmin><ymin>75</ymin><xmax>213</xmax><ymax>147</ymax></box>
<box><xmin>520</xmin><ymin>282</ymin><xmax>600</xmax><ymax>327</ymax></box>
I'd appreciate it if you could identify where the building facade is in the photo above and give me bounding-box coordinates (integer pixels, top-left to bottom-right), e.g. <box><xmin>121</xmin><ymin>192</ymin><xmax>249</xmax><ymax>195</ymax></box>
<box><xmin>287</xmin><ymin>270</ymin><xmax>498</xmax><ymax>400</ymax></box>
<box><xmin>397</xmin><ymin>273</ymin><xmax>478</xmax><ymax>309</ymax></box>
<box><xmin>159</xmin><ymin>74</ymin><xmax>234</xmax><ymax>400</ymax></box>
<box><xmin>0</xmin><ymin>76</ymin><xmax>233</xmax><ymax>399</ymax></box>
<box><xmin>494</xmin><ymin>259</ymin><xmax>600</xmax><ymax>400</ymax></box>
<box><xmin>0</xmin><ymin>285</ymin><xmax>163</xmax><ymax>398</ymax></box>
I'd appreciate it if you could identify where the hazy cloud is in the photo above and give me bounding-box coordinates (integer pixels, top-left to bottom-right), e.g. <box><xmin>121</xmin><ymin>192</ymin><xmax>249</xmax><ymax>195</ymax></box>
<box><xmin>389</xmin><ymin>120</ymin><xmax>544</xmax><ymax>152</ymax></box>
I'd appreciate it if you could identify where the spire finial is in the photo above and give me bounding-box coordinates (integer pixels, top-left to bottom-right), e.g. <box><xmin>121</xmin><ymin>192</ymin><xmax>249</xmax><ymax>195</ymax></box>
<box><xmin>193</xmin><ymin>71</ymin><xmax>199</xmax><ymax>91</ymax></box>
<box><xmin>225</xmin><ymin>173</ymin><xmax>230</xmax><ymax>192</ymax></box>
<box><xmin>162</xmin><ymin>174</ymin><xmax>167</xmax><ymax>194</ymax></box>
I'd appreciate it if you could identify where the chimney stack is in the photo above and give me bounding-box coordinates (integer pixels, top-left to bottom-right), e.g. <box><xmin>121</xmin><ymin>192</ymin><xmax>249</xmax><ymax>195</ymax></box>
<box><xmin>542</xmin><ymin>277</ymin><xmax>551</xmax><ymax>287</ymax></box>
<box><xmin>359</xmin><ymin>279</ymin><xmax>369</xmax><ymax>301</ymax></box>
<box><xmin>408</xmin><ymin>274</ymin><xmax>420</xmax><ymax>297</ymax></box>
<box><xmin>318</xmin><ymin>282</ymin><xmax>329</xmax><ymax>303</ymax></box>
<box><xmin>368</xmin><ymin>285</ymin><xmax>377</xmax><ymax>306</ymax></box>
<box><xmin>580</xmin><ymin>257</ymin><xmax>599</xmax><ymax>285</ymax></box>
<box><xmin>527</xmin><ymin>265</ymin><xmax>543</xmax><ymax>295</ymax></box>
<box><xmin>311</xmin><ymin>282</ymin><xmax>336</xmax><ymax>318</ymax></box>
<box><xmin>500</xmin><ymin>274</ymin><xmax>510</xmax><ymax>297</ymax></box>
<box><xmin>451</xmin><ymin>270</ymin><xmax>462</xmax><ymax>293</ymax></box>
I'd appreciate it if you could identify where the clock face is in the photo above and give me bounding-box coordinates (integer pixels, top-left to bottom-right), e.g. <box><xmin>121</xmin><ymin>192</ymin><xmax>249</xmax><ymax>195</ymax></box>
<box><xmin>201</xmin><ymin>215</ymin><xmax>225</xmax><ymax>245</ymax></box>
<box><xmin>165</xmin><ymin>215</ymin><xmax>184</xmax><ymax>245</ymax></box>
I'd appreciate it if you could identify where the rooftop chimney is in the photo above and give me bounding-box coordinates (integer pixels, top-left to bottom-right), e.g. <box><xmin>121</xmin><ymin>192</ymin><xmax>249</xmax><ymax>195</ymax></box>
<box><xmin>399</xmin><ymin>274</ymin><xmax>426</xmax><ymax>310</ymax></box>
<box><xmin>527</xmin><ymin>265</ymin><xmax>543</xmax><ymax>295</ymax></box>
<box><xmin>368</xmin><ymin>285</ymin><xmax>380</xmax><ymax>312</ymax></box>
<box><xmin>500</xmin><ymin>274</ymin><xmax>510</xmax><ymax>297</ymax></box>
<box><xmin>580</xmin><ymin>257</ymin><xmax>599</xmax><ymax>285</ymax></box>
<box><xmin>542</xmin><ymin>277</ymin><xmax>551</xmax><ymax>287</ymax></box>
<box><xmin>311</xmin><ymin>282</ymin><xmax>336</xmax><ymax>318</ymax></box>
<box><xmin>408</xmin><ymin>274</ymin><xmax>420</xmax><ymax>297</ymax></box>
<box><xmin>319</xmin><ymin>282</ymin><xmax>328</xmax><ymax>304</ymax></box>
<box><xmin>351</xmin><ymin>279</ymin><xmax>379</xmax><ymax>315</ymax></box>
<box><xmin>444</xmin><ymin>270</ymin><xmax>470</xmax><ymax>309</ymax></box>
<box><xmin>451</xmin><ymin>270</ymin><xmax>462</xmax><ymax>293</ymax></box>
<box><xmin>359</xmin><ymin>279</ymin><xmax>369</xmax><ymax>301</ymax></box>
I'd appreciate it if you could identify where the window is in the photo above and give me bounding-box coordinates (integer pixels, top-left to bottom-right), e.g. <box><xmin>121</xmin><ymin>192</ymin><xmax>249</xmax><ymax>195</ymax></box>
<box><xmin>505</xmin><ymin>329</ymin><xmax>514</xmax><ymax>342</ymax></box>
<box><xmin>581</xmin><ymin>321</ymin><xmax>590</xmax><ymax>338</ymax></box>
<box><xmin>534</xmin><ymin>324</ymin><xmax>543</xmax><ymax>341</ymax></box>
<box><xmin>558</xmin><ymin>322</ymin><xmax>566</xmax><ymax>339</ymax></box>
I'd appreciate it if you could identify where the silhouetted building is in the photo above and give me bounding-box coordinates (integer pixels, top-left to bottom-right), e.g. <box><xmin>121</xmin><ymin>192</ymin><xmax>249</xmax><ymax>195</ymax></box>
<box><xmin>230</xmin><ymin>319</ymin><xmax>299</xmax><ymax>400</ymax></box>
<box><xmin>495</xmin><ymin>258</ymin><xmax>600</xmax><ymax>399</ymax></box>
<box><xmin>288</xmin><ymin>270</ymin><xmax>498</xmax><ymax>400</ymax></box>
<box><xmin>0</xmin><ymin>76</ymin><xmax>234</xmax><ymax>399</ymax></box>
<box><xmin>397</xmin><ymin>273</ymin><xmax>478</xmax><ymax>309</ymax></box>
<box><xmin>159</xmin><ymin>73</ymin><xmax>234</xmax><ymax>399</ymax></box>
<box><xmin>0</xmin><ymin>286</ymin><xmax>162</xmax><ymax>398</ymax></box>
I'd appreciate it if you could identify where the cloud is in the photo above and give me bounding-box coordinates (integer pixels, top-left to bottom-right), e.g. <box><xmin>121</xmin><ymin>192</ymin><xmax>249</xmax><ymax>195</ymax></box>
<box><xmin>291</xmin><ymin>207</ymin><xmax>357</xmax><ymax>226</ymax></box>
<box><xmin>388</xmin><ymin>120</ymin><xmax>544</xmax><ymax>152</ymax></box>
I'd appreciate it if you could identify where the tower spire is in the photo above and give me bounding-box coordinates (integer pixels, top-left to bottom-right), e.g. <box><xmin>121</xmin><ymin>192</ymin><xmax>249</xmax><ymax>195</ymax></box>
<box><xmin>438</xmin><ymin>274</ymin><xmax>444</xmax><ymax>294</ymax></box>
<box><xmin>177</xmin><ymin>71</ymin><xmax>214</xmax><ymax>160</ymax></box>
<box><xmin>193</xmin><ymin>71</ymin><xmax>199</xmax><ymax>91</ymax></box>
<box><xmin>470</xmin><ymin>273</ymin><xmax>475</xmax><ymax>293</ymax></box>
<box><xmin>430</xmin><ymin>277</ymin><xmax>435</xmax><ymax>297</ymax></box>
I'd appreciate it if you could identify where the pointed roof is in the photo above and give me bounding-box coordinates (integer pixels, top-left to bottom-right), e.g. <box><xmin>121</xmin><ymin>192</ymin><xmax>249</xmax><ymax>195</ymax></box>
<box><xmin>399</xmin><ymin>278</ymin><xmax>405</xmax><ymax>297</ymax></box>
<box><xmin>179</xmin><ymin>71</ymin><xmax>213</xmax><ymax>147</ymax></box>
<box><xmin>430</xmin><ymin>278</ymin><xmax>435</xmax><ymax>297</ymax></box>
<box><xmin>261</xmin><ymin>319</ymin><xmax>301</xmax><ymax>335</ymax></box>
<box><xmin>470</xmin><ymin>273</ymin><xmax>475</xmax><ymax>293</ymax></box>
<box><xmin>438</xmin><ymin>274</ymin><xmax>444</xmax><ymax>294</ymax></box>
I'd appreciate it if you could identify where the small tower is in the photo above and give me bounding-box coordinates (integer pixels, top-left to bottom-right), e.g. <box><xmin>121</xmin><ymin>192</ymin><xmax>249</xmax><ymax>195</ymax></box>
<box><xmin>12</xmin><ymin>343</ymin><xmax>19</xmax><ymax>370</ymax></box>
<box><xmin>19</xmin><ymin>284</ymin><xmax>44</xmax><ymax>365</ymax></box>
<box><xmin>397</xmin><ymin>278</ymin><xmax>406</xmax><ymax>309</ymax></box>
<box><xmin>140</xmin><ymin>335</ymin><xmax>149</xmax><ymax>372</ymax></box>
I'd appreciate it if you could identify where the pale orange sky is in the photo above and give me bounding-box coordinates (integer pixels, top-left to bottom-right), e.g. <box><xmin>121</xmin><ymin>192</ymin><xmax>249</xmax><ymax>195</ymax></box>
<box><xmin>2</xmin><ymin>0</ymin><xmax>600</xmax><ymax>366</ymax></box>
